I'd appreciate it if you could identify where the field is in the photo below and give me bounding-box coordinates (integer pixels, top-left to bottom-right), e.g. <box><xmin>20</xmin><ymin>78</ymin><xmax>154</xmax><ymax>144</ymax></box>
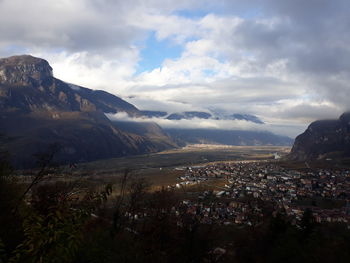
<box><xmin>66</xmin><ymin>145</ymin><xmax>291</xmax><ymax>189</ymax></box>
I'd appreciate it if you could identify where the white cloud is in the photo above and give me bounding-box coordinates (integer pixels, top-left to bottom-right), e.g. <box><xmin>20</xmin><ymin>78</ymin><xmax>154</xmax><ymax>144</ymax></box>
<box><xmin>33</xmin><ymin>50</ymin><xmax>139</xmax><ymax>94</ymax></box>
<box><xmin>105</xmin><ymin>112</ymin><xmax>303</xmax><ymax>137</ymax></box>
<box><xmin>1</xmin><ymin>0</ymin><xmax>349</xmax><ymax>137</ymax></box>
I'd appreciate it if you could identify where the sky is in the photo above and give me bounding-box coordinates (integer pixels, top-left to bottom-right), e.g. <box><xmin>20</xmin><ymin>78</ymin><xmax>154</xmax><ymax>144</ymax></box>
<box><xmin>0</xmin><ymin>0</ymin><xmax>349</xmax><ymax>137</ymax></box>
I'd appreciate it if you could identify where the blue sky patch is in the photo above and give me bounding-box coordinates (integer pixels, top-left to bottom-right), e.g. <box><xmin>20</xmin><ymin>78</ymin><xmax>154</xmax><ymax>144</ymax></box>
<box><xmin>202</xmin><ymin>69</ymin><xmax>216</xmax><ymax>77</ymax></box>
<box><xmin>135</xmin><ymin>31</ymin><xmax>183</xmax><ymax>75</ymax></box>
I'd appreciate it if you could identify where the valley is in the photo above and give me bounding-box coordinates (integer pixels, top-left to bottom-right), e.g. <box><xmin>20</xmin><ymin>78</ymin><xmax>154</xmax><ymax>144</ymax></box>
<box><xmin>61</xmin><ymin>145</ymin><xmax>290</xmax><ymax>188</ymax></box>
<box><xmin>1</xmin><ymin>1</ymin><xmax>350</xmax><ymax>261</ymax></box>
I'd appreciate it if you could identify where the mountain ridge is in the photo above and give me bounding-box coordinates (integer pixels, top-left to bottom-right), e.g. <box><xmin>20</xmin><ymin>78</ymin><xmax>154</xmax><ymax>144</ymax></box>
<box><xmin>137</xmin><ymin>110</ymin><xmax>264</xmax><ymax>124</ymax></box>
<box><xmin>0</xmin><ymin>55</ymin><xmax>140</xmax><ymax>115</ymax></box>
<box><xmin>289</xmin><ymin>112</ymin><xmax>350</xmax><ymax>161</ymax></box>
<box><xmin>0</xmin><ymin>55</ymin><xmax>176</xmax><ymax>168</ymax></box>
<box><xmin>0</xmin><ymin>54</ymin><xmax>296</xmax><ymax>168</ymax></box>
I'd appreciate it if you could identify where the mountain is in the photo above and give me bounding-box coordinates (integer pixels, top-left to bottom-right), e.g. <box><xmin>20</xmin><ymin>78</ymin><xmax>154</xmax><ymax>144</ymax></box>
<box><xmin>113</xmin><ymin>121</ymin><xmax>177</xmax><ymax>151</ymax></box>
<box><xmin>166</xmin><ymin>111</ymin><xmax>212</xmax><ymax>120</ymax></box>
<box><xmin>139</xmin><ymin>109</ymin><xmax>263</xmax><ymax>124</ymax></box>
<box><xmin>226</xmin><ymin>114</ymin><xmax>264</xmax><ymax>124</ymax></box>
<box><xmin>70</xmin><ymin>85</ymin><xmax>140</xmax><ymax>115</ymax></box>
<box><xmin>289</xmin><ymin>112</ymin><xmax>350</xmax><ymax>161</ymax></box>
<box><xmin>140</xmin><ymin>110</ymin><xmax>167</xmax><ymax>118</ymax></box>
<box><xmin>0</xmin><ymin>55</ymin><xmax>176</xmax><ymax>168</ymax></box>
<box><xmin>208</xmin><ymin>109</ymin><xmax>264</xmax><ymax>124</ymax></box>
<box><xmin>0</xmin><ymin>55</ymin><xmax>139</xmax><ymax>115</ymax></box>
<box><xmin>165</xmin><ymin>128</ymin><xmax>293</xmax><ymax>146</ymax></box>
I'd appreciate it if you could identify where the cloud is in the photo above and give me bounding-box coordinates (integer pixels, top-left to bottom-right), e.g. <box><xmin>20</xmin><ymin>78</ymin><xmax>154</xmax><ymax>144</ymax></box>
<box><xmin>0</xmin><ymin>0</ymin><xmax>349</xmax><ymax>137</ymax></box>
<box><xmin>105</xmin><ymin>112</ymin><xmax>303</xmax><ymax>138</ymax></box>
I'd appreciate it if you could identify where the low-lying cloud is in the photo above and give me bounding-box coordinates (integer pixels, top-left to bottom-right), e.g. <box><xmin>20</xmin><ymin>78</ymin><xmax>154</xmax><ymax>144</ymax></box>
<box><xmin>106</xmin><ymin>112</ymin><xmax>304</xmax><ymax>138</ymax></box>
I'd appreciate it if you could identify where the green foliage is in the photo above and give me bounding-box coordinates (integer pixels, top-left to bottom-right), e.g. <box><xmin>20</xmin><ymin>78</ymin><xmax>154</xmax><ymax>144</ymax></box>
<box><xmin>0</xmin><ymin>158</ymin><xmax>113</xmax><ymax>263</ymax></box>
<box><xmin>92</xmin><ymin>183</ymin><xmax>113</xmax><ymax>204</ymax></box>
<box><xmin>9</xmin><ymin>208</ymin><xmax>88</xmax><ymax>263</ymax></box>
<box><xmin>7</xmin><ymin>181</ymin><xmax>114</xmax><ymax>263</ymax></box>
<box><xmin>0</xmin><ymin>238</ymin><xmax>7</xmax><ymax>263</ymax></box>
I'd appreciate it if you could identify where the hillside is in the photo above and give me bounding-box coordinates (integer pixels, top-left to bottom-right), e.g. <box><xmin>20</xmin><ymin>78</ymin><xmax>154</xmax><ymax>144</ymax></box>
<box><xmin>0</xmin><ymin>55</ymin><xmax>176</xmax><ymax>168</ymax></box>
<box><xmin>0</xmin><ymin>55</ymin><xmax>139</xmax><ymax>115</ymax></box>
<box><xmin>289</xmin><ymin>112</ymin><xmax>350</xmax><ymax>161</ymax></box>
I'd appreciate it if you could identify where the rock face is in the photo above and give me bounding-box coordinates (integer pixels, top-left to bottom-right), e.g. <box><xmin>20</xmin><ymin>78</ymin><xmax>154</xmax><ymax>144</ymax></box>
<box><xmin>0</xmin><ymin>55</ymin><xmax>139</xmax><ymax>114</ymax></box>
<box><xmin>0</xmin><ymin>55</ymin><xmax>176</xmax><ymax>168</ymax></box>
<box><xmin>0</xmin><ymin>55</ymin><xmax>53</xmax><ymax>85</ymax></box>
<box><xmin>289</xmin><ymin>112</ymin><xmax>350</xmax><ymax>161</ymax></box>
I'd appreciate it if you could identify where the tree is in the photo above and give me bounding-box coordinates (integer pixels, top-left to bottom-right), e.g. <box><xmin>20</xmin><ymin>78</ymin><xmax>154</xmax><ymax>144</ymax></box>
<box><xmin>300</xmin><ymin>208</ymin><xmax>316</xmax><ymax>237</ymax></box>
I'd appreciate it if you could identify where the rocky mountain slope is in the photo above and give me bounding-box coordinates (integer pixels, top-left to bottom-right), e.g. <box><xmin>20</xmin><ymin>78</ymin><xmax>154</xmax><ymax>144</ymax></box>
<box><xmin>113</xmin><ymin>121</ymin><xmax>176</xmax><ymax>150</ymax></box>
<box><xmin>0</xmin><ymin>54</ymin><xmax>295</xmax><ymax>168</ymax></box>
<box><xmin>289</xmin><ymin>112</ymin><xmax>350</xmax><ymax>161</ymax></box>
<box><xmin>0</xmin><ymin>55</ymin><xmax>176</xmax><ymax>168</ymax></box>
<box><xmin>0</xmin><ymin>55</ymin><xmax>139</xmax><ymax>115</ymax></box>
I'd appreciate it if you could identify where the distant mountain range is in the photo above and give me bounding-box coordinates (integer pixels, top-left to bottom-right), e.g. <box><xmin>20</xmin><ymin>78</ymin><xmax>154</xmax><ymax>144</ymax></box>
<box><xmin>166</xmin><ymin>111</ymin><xmax>212</xmax><ymax>120</ymax></box>
<box><xmin>0</xmin><ymin>55</ymin><xmax>293</xmax><ymax>168</ymax></box>
<box><xmin>138</xmin><ymin>110</ymin><xmax>264</xmax><ymax>124</ymax></box>
<box><xmin>289</xmin><ymin>112</ymin><xmax>350</xmax><ymax>161</ymax></box>
<box><xmin>140</xmin><ymin>110</ymin><xmax>168</xmax><ymax>118</ymax></box>
<box><xmin>165</xmin><ymin>129</ymin><xmax>293</xmax><ymax>146</ymax></box>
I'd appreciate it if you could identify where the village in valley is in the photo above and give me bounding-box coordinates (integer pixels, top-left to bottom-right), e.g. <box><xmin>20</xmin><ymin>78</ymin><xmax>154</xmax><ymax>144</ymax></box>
<box><xmin>166</xmin><ymin>161</ymin><xmax>350</xmax><ymax>226</ymax></box>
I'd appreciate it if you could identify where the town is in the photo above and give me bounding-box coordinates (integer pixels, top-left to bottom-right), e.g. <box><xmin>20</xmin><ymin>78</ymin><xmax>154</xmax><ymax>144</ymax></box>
<box><xmin>170</xmin><ymin>161</ymin><xmax>350</xmax><ymax>226</ymax></box>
